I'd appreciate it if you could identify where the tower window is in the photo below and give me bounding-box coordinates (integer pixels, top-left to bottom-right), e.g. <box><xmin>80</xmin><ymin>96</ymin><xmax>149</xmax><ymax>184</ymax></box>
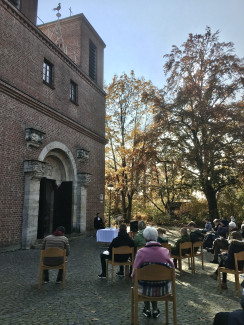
<box><xmin>89</xmin><ymin>40</ymin><xmax>97</xmax><ymax>82</ymax></box>
<box><xmin>43</xmin><ymin>59</ymin><xmax>53</xmax><ymax>86</ymax></box>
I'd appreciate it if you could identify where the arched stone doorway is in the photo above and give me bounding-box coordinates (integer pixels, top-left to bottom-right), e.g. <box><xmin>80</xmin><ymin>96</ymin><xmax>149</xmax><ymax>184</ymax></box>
<box><xmin>37</xmin><ymin>153</ymin><xmax>73</xmax><ymax>239</ymax></box>
<box><xmin>21</xmin><ymin>142</ymin><xmax>81</xmax><ymax>249</ymax></box>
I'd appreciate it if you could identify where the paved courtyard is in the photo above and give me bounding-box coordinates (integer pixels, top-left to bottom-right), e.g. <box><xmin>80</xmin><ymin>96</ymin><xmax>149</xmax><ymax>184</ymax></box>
<box><xmin>0</xmin><ymin>227</ymin><xmax>241</xmax><ymax>325</ymax></box>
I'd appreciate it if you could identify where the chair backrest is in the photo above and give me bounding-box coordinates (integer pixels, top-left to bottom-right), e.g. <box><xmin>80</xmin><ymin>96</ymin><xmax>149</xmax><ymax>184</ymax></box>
<box><xmin>192</xmin><ymin>241</ymin><xmax>203</xmax><ymax>248</ymax></box>
<box><xmin>135</xmin><ymin>264</ymin><xmax>174</xmax><ymax>282</ymax></box>
<box><xmin>234</xmin><ymin>251</ymin><xmax>244</xmax><ymax>271</ymax></box>
<box><xmin>179</xmin><ymin>242</ymin><xmax>192</xmax><ymax>257</ymax></box>
<box><xmin>162</xmin><ymin>243</ymin><xmax>171</xmax><ymax>253</ymax></box>
<box><xmin>41</xmin><ymin>247</ymin><xmax>66</xmax><ymax>263</ymax></box>
<box><xmin>112</xmin><ymin>246</ymin><xmax>134</xmax><ymax>263</ymax></box>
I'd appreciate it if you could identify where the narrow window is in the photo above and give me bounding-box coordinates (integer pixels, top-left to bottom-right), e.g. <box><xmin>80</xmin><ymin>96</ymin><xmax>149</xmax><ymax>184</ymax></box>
<box><xmin>9</xmin><ymin>0</ymin><xmax>21</xmax><ymax>9</ymax></box>
<box><xmin>89</xmin><ymin>40</ymin><xmax>97</xmax><ymax>82</ymax></box>
<box><xmin>70</xmin><ymin>80</ymin><xmax>78</xmax><ymax>104</ymax></box>
<box><xmin>43</xmin><ymin>59</ymin><xmax>53</xmax><ymax>86</ymax></box>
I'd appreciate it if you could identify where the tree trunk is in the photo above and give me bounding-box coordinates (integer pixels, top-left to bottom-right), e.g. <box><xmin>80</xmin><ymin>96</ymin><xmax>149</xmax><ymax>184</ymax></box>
<box><xmin>203</xmin><ymin>185</ymin><xmax>219</xmax><ymax>222</ymax></box>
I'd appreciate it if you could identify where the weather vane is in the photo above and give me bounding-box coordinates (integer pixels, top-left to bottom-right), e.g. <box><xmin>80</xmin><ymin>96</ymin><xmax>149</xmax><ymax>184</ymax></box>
<box><xmin>53</xmin><ymin>3</ymin><xmax>61</xmax><ymax>18</ymax></box>
<box><xmin>69</xmin><ymin>7</ymin><xmax>73</xmax><ymax>16</ymax></box>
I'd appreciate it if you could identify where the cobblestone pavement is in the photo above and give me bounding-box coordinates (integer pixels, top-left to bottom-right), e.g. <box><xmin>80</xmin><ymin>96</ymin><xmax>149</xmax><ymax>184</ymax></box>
<box><xmin>0</xmin><ymin>227</ymin><xmax>241</xmax><ymax>325</ymax></box>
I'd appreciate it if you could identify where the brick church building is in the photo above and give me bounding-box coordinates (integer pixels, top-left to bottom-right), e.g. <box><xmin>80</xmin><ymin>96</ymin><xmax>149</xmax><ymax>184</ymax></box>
<box><xmin>0</xmin><ymin>0</ymin><xmax>106</xmax><ymax>250</ymax></box>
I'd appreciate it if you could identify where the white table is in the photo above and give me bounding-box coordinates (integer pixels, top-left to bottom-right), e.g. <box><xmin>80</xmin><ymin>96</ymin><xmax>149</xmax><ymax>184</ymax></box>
<box><xmin>96</xmin><ymin>228</ymin><xmax>119</xmax><ymax>243</ymax></box>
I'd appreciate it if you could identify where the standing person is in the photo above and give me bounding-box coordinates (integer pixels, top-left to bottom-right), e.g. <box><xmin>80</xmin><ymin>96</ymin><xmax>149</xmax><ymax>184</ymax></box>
<box><xmin>41</xmin><ymin>226</ymin><xmax>70</xmax><ymax>284</ymax></box>
<box><xmin>98</xmin><ymin>223</ymin><xmax>134</xmax><ymax>278</ymax></box>
<box><xmin>94</xmin><ymin>213</ymin><xmax>105</xmax><ymax>230</ymax></box>
<box><xmin>131</xmin><ymin>226</ymin><xmax>174</xmax><ymax>319</ymax></box>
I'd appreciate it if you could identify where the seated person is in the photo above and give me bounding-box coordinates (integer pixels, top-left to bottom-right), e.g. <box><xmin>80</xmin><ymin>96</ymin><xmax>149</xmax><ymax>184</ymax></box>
<box><xmin>213</xmin><ymin>282</ymin><xmax>244</xmax><ymax>325</ymax></box>
<box><xmin>131</xmin><ymin>226</ymin><xmax>174</xmax><ymax>319</ymax></box>
<box><xmin>209</xmin><ymin>220</ymin><xmax>237</xmax><ymax>264</ymax></box>
<box><xmin>98</xmin><ymin>223</ymin><xmax>134</xmax><ymax>278</ymax></box>
<box><xmin>210</xmin><ymin>231</ymin><xmax>244</xmax><ymax>289</ymax></box>
<box><xmin>157</xmin><ymin>227</ymin><xmax>168</xmax><ymax>244</ymax></box>
<box><xmin>134</xmin><ymin>220</ymin><xmax>146</xmax><ymax>249</ymax></box>
<box><xmin>188</xmin><ymin>221</ymin><xmax>204</xmax><ymax>242</ymax></box>
<box><xmin>171</xmin><ymin>227</ymin><xmax>191</xmax><ymax>268</ymax></box>
<box><xmin>201</xmin><ymin>219</ymin><xmax>212</xmax><ymax>233</ymax></box>
<box><xmin>94</xmin><ymin>213</ymin><xmax>105</xmax><ymax>230</ymax></box>
<box><xmin>203</xmin><ymin>219</ymin><xmax>223</xmax><ymax>249</ymax></box>
<box><xmin>41</xmin><ymin>226</ymin><xmax>70</xmax><ymax>284</ymax></box>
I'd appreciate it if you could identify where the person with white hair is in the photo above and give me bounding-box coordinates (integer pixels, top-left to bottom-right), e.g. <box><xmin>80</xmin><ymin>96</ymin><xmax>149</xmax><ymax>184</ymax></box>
<box><xmin>131</xmin><ymin>226</ymin><xmax>174</xmax><ymax>319</ymax></box>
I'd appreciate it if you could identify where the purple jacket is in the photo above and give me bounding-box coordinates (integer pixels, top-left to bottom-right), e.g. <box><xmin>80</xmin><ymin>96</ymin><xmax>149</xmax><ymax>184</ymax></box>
<box><xmin>132</xmin><ymin>242</ymin><xmax>174</xmax><ymax>278</ymax></box>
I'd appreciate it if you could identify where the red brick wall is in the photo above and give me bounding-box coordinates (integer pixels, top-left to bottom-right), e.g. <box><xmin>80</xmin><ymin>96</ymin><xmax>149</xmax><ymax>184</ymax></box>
<box><xmin>0</xmin><ymin>0</ymin><xmax>106</xmax><ymax>247</ymax></box>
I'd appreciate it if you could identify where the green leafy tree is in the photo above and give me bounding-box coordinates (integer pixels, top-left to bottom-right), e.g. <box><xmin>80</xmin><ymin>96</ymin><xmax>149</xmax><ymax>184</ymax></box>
<box><xmin>105</xmin><ymin>71</ymin><xmax>158</xmax><ymax>222</ymax></box>
<box><xmin>150</xmin><ymin>27</ymin><xmax>244</xmax><ymax>221</ymax></box>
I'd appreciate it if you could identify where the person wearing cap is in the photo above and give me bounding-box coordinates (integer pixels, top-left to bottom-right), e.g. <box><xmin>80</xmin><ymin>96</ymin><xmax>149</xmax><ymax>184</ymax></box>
<box><xmin>209</xmin><ymin>220</ymin><xmax>237</xmax><ymax>263</ymax></box>
<box><xmin>131</xmin><ymin>226</ymin><xmax>175</xmax><ymax>319</ymax></box>
<box><xmin>210</xmin><ymin>231</ymin><xmax>244</xmax><ymax>291</ymax></box>
<box><xmin>41</xmin><ymin>226</ymin><xmax>70</xmax><ymax>284</ymax></box>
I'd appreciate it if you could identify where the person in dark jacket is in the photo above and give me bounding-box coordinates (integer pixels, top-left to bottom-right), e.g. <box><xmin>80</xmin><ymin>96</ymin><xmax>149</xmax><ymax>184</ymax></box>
<box><xmin>171</xmin><ymin>227</ymin><xmax>191</xmax><ymax>268</ymax></box>
<box><xmin>210</xmin><ymin>231</ymin><xmax>244</xmax><ymax>289</ymax></box>
<box><xmin>209</xmin><ymin>221</ymin><xmax>237</xmax><ymax>264</ymax></box>
<box><xmin>94</xmin><ymin>213</ymin><xmax>105</xmax><ymax>230</ymax></box>
<box><xmin>98</xmin><ymin>223</ymin><xmax>134</xmax><ymax>278</ymax></box>
<box><xmin>213</xmin><ymin>294</ymin><xmax>244</xmax><ymax>325</ymax></box>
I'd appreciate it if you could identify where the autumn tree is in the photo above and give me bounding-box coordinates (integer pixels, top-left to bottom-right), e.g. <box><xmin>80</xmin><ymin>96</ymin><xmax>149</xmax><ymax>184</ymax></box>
<box><xmin>150</xmin><ymin>27</ymin><xmax>244</xmax><ymax>221</ymax></box>
<box><xmin>105</xmin><ymin>71</ymin><xmax>158</xmax><ymax>222</ymax></box>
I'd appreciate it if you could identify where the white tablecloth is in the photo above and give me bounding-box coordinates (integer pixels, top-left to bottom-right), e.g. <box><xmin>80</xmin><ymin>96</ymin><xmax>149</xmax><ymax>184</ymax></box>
<box><xmin>96</xmin><ymin>228</ymin><xmax>119</xmax><ymax>243</ymax></box>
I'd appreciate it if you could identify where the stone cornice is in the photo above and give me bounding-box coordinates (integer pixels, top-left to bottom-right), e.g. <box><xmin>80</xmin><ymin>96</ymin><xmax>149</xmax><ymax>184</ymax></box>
<box><xmin>1</xmin><ymin>0</ymin><xmax>106</xmax><ymax>97</ymax></box>
<box><xmin>0</xmin><ymin>79</ymin><xmax>107</xmax><ymax>145</ymax></box>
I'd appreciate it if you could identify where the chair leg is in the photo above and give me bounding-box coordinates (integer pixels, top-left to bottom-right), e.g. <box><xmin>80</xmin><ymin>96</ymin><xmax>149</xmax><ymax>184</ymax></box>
<box><xmin>131</xmin><ymin>287</ymin><xmax>134</xmax><ymax>325</ymax></box>
<box><xmin>134</xmin><ymin>298</ymin><xmax>138</xmax><ymax>325</ymax></box>
<box><xmin>62</xmin><ymin>266</ymin><xmax>66</xmax><ymax>289</ymax></box>
<box><xmin>106</xmin><ymin>260</ymin><xmax>108</xmax><ymax>281</ymax></box>
<box><xmin>218</xmin><ymin>269</ymin><xmax>222</xmax><ymax>293</ymax></box>
<box><xmin>235</xmin><ymin>273</ymin><xmax>241</xmax><ymax>297</ymax></box>
<box><xmin>38</xmin><ymin>267</ymin><xmax>43</xmax><ymax>290</ymax></box>
<box><xmin>165</xmin><ymin>300</ymin><xmax>169</xmax><ymax>324</ymax></box>
<box><xmin>111</xmin><ymin>265</ymin><xmax>114</xmax><ymax>284</ymax></box>
<box><xmin>173</xmin><ymin>300</ymin><xmax>177</xmax><ymax>325</ymax></box>
<box><xmin>201</xmin><ymin>253</ymin><xmax>204</xmax><ymax>270</ymax></box>
<box><xmin>179</xmin><ymin>259</ymin><xmax>182</xmax><ymax>275</ymax></box>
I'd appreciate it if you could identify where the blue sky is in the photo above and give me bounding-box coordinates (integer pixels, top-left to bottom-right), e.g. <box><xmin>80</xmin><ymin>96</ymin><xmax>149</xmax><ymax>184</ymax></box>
<box><xmin>37</xmin><ymin>0</ymin><xmax>244</xmax><ymax>89</ymax></box>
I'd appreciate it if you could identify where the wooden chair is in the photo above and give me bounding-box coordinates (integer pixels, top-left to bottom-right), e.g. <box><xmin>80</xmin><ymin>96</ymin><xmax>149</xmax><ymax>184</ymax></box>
<box><xmin>38</xmin><ymin>247</ymin><xmax>66</xmax><ymax>289</ymax></box>
<box><xmin>106</xmin><ymin>246</ymin><xmax>134</xmax><ymax>284</ymax></box>
<box><xmin>171</xmin><ymin>242</ymin><xmax>193</xmax><ymax>275</ymax></box>
<box><xmin>192</xmin><ymin>241</ymin><xmax>204</xmax><ymax>273</ymax></box>
<box><xmin>131</xmin><ymin>264</ymin><xmax>177</xmax><ymax>325</ymax></box>
<box><xmin>162</xmin><ymin>243</ymin><xmax>172</xmax><ymax>254</ymax></box>
<box><xmin>218</xmin><ymin>251</ymin><xmax>244</xmax><ymax>297</ymax></box>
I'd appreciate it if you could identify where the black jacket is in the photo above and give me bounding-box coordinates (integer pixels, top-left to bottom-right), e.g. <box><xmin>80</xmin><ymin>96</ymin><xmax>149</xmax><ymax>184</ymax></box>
<box><xmin>224</xmin><ymin>240</ymin><xmax>244</xmax><ymax>270</ymax></box>
<box><xmin>108</xmin><ymin>231</ymin><xmax>134</xmax><ymax>262</ymax></box>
